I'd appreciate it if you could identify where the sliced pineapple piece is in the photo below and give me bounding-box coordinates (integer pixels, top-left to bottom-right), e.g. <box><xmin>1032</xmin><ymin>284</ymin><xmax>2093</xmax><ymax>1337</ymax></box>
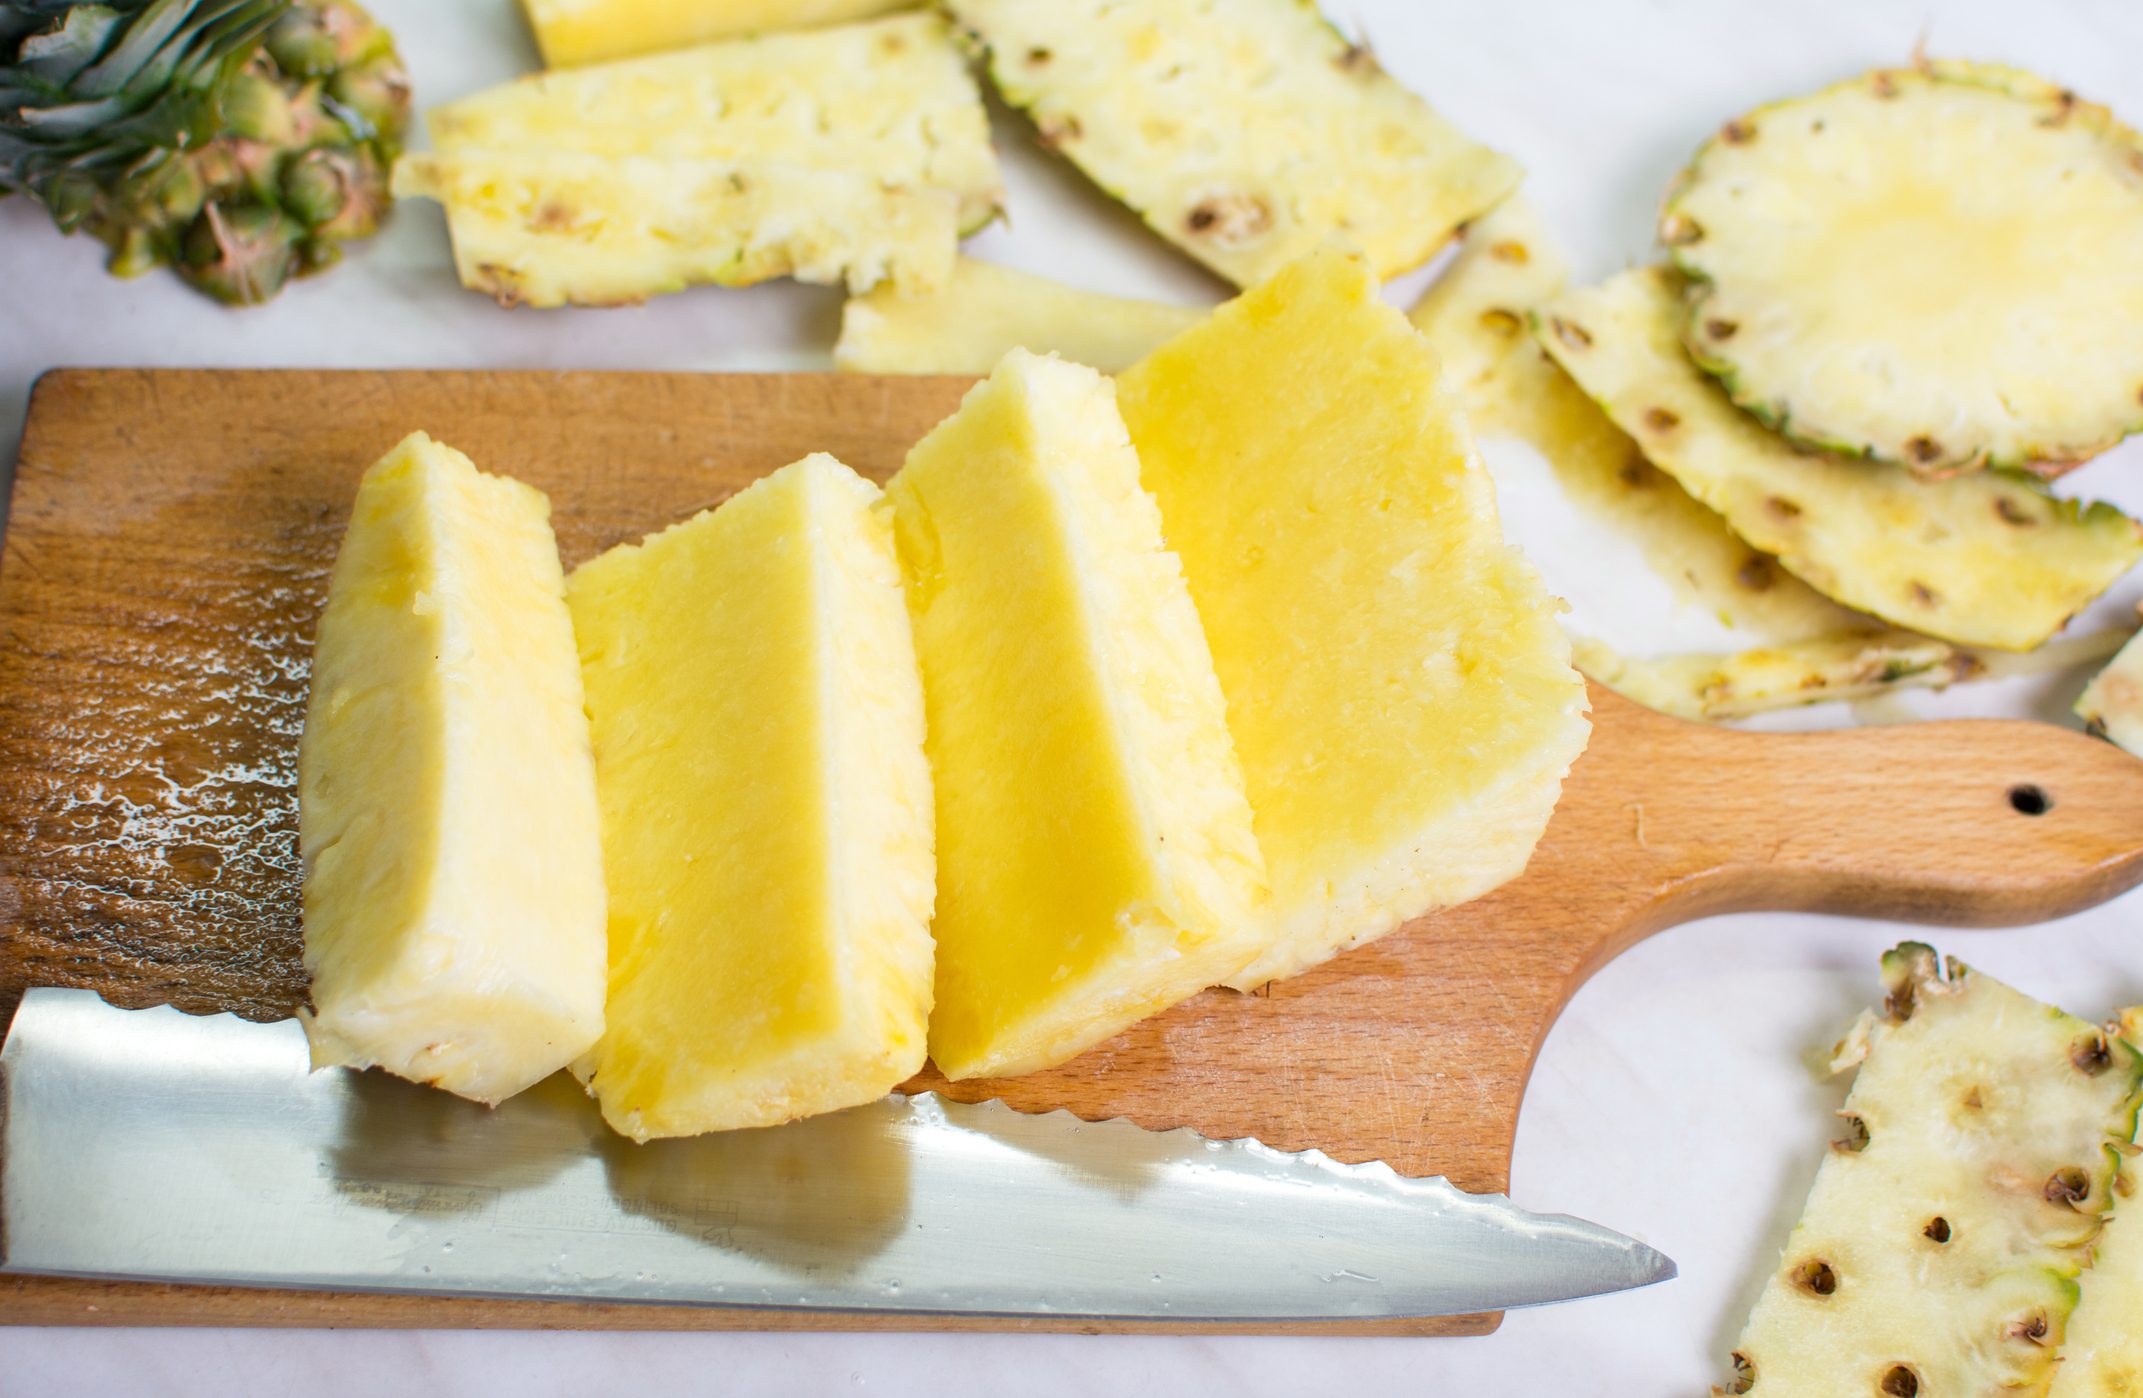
<box><xmin>1665</xmin><ymin>61</ymin><xmax>2143</xmax><ymax>475</ymax></box>
<box><xmin>1534</xmin><ymin>267</ymin><xmax>2143</xmax><ymax>652</ymax></box>
<box><xmin>569</xmin><ymin>455</ymin><xmax>934</xmax><ymax>1139</ymax></box>
<box><xmin>402</xmin><ymin>13</ymin><xmax>999</xmax><ymax>302</ymax></box>
<box><xmin>1574</xmin><ymin>635</ymin><xmax>1976</xmax><ymax>722</ymax></box>
<box><xmin>947</xmin><ymin>0</ymin><xmax>1518</xmax><ymax>287</ymax></box>
<box><xmin>1118</xmin><ymin>246</ymin><xmax>1588</xmax><ymax>989</ymax></box>
<box><xmin>299</xmin><ymin>432</ymin><xmax>606</xmax><ymax>1106</ymax></box>
<box><xmin>394</xmin><ymin>153</ymin><xmax>960</xmax><ymax>306</ymax></box>
<box><xmin>521</xmin><ymin>0</ymin><xmax>916</xmax><ymax>69</ymax></box>
<box><xmin>835</xmin><ymin>258</ymin><xmax>1205</xmax><ymax>375</ymax></box>
<box><xmin>2048</xmin><ymin>1007</ymin><xmax>2143</xmax><ymax>1398</ymax></box>
<box><xmin>888</xmin><ymin>349</ymin><xmax>1265</xmax><ymax>1081</ymax></box>
<box><xmin>1724</xmin><ymin>944</ymin><xmax>2143</xmax><ymax>1397</ymax></box>
<box><xmin>2077</xmin><ymin>617</ymin><xmax>2143</xmax><ymax>758</ymax></box>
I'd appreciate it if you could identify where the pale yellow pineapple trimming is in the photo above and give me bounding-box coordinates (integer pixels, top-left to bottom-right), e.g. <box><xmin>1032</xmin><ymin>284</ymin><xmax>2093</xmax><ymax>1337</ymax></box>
<box><xmin>2047</xmin><ymin>1007</ymin><xmax>2143</xmax><ymax>1398</ymax></box>
<box><xmin>399</xmin><ymin>14</ymin><xmax>999</xmax><ymax>305</ymax></box>
<box><xmin>394</xmin><ymin>155</ymin><xmax>961</xmax><ymax>306</ymax></box>
<box><xmin>888</xmin><ymin>349</ymin><xmax>1265</xmax><ymax>1080</ymax></box>
<box><xmin>2077</xmin><ymin>615</ymin><xmax>2143</xmax><ymax>758</ymax></box>
<box><xmin>835</xmin><ymin>258</ymin><xmax>1204</xmax><ymax>375</ymax></box>
<box><xmin>1666</xmin><ymin>61</ymin><xmax>2143</xmax><ymax>476</ymax></box>
<box><xmin>569</xmin><ymin>455</ymin><xmax>934</xmax><ymax>1139</ymax></box>
<box><xmin>1118</xmin><ymin>246</ymin><xmax>1589</xmax><ymax>989</ymax></box>
<box><xmin>1411</xmin><ymin>198</ymin><xmax>1979</xmax><ymax>720</ymax></box>
<box><xmin>299</xmin><ymin>432</ymin><xmax>606</xmax><ymax>1105</ymax></box>
<box><xmin>521</xmin><ymin>0</ymin><xmax>915</xmax><ymax>68</ymax></box>
<box><xmin>1722</xmin><ymin>945</ymin><xmax>2143</xmax><ymax>1396</ymax></box>
<box><xmin>947</xmin><ymin>0</ymin><xmax>1518</xmax><ymax>287</ymax></box>
<box><xmin>1534</xmin><ymin>267</ymin><xmax>2143</xmax><ymax>652</ymax></box>
<box><xmin>1574</xmin><ymin>636</ymin><xmax>1976</xmax><ymax>722</ymax></box>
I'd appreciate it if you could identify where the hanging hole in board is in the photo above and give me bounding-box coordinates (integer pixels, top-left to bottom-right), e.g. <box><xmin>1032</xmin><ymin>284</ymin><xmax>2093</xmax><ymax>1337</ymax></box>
<box><xmin>2008</xmin><ymin>784</ymin><xmax>2052</xmax><ymax>817</ymax></box>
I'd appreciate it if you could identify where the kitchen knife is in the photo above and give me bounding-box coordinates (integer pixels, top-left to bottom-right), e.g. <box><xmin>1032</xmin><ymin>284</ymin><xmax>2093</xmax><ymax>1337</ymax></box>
<box><xmin>0</xmin><ymin>988</ymin><xmax>1673</xmax><ymax>1321</ymax></box>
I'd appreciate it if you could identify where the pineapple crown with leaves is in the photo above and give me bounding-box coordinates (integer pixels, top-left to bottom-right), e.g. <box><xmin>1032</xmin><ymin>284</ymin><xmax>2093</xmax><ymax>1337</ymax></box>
<box><xmin>1</xmin><ymin>1</ymin><xmax>290</xmax><ymax>200</ymax></box>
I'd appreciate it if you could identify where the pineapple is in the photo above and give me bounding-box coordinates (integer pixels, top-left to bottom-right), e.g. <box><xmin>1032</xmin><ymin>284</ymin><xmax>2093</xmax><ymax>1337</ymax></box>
<box><xmin>1574</xmin><ymin>635</ymin><xmax>1977</xmax><ymax>722</ymax></box>
<box><xmin>1723</xmin><ymin>945</ymin><xmax>2143</xmax><ymax>1396</ymax></box>
<box><xmin>1412</xmin><ymin>200</ymin><xmax>1987</xmax><ymax>721</ymax></box>
<box><xmin>1</xmin><ymin>0</ymin><xmax>410</xmax><ymax>305</ymax></box>
<box><xmin>568</xmin><ymin>455</ymin><xmax>934</xmax><ymax>1141</ymax></box>
<box><xmin>946</xmin><ymin>0</ymin><xmax>1518</xmax><ymax>288</ymax></box>
<box><xmin>1117</xmin><ymin>246</ymin><xmax>1589</xmax><ymax>989</ymax></box>
<box><xmin>394</xmin><ymin>154</ymin><xmax>960</xmax><ymax>306</ymax></box>
<box><xmin>520</xmin><ymin>0</ymin><xmax>916</xmax><ymax>68</ymax></box>
<box><xmin>2077</xmin><ymin>616</ymin><xmax>2143</xmax><ymax>759</ymax></box>
<box><xmin>835</xmin><ymin>257</ymin><xmax>1205</xmax><ymax>375</ymax></box>
<box><xmin>887</xmin><ymin>349</ymin><xmax>1265</xmax><ymax>1081</ymax></box>
<box><xmin>299</xmin><ymin>432</ymin><xmax>606</xmax><ymax>1105</ymax></box>
<box><xmin>398</xmin><ymin>13</ymin><xmax>999</xmax><ymax>305</ymax></box>
<box><xmin>2047</xmin><ymin>1007</ymin><xmax>2143</xmax><ymax>1398</ymax></box>
<box><xmin>1664</xmin><ymin>61</ymin><xmax>2143</xmax><ymax>476</ymax></box>
<box><xmin>1533</xmin><ymin>267</ymin><xmax>2143</xmax><ymax>653</ymax></box>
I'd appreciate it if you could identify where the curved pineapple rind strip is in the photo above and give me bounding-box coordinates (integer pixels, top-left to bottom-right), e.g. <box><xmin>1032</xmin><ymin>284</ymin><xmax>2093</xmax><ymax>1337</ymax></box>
<box><xmin>1663</xmin><ymin>59</ymin><xmax>2143</xmax><ymax>476</ymax></box>
<box><xmin>1530</xmin><ymin>266</ymin><xmax>2143</xmax><ymax>652</ymax></box>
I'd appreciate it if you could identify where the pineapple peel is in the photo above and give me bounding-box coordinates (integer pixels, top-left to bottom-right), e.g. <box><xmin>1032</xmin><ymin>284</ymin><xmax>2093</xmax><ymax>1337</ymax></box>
<box><xmin>1725</xmin><ymin>943</ymin><xmax>2143</xmax><ymax>1396</ymax></box>
<box><xmin>1666</xmin><ymin>60</ymin><xmax>2143</xmax><ymax>476</ymax></box>
<box><xmin>1534</xmin><ymin>267</ymin><xmax>2143</xmax><ymax>652</ymax></box>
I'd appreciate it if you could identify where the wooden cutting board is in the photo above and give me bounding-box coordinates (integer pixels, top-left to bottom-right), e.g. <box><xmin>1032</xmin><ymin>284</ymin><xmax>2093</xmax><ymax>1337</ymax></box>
<box><xmin>4</xmin><ymin>368</ymin><xmax>2141</xmax><ymax>1337</ymax></box>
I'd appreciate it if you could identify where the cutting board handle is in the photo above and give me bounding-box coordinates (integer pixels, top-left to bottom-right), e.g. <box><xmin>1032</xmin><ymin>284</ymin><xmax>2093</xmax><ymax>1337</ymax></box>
<box><xmin>1584</xmin><ymin>687</ymin><xmax>2143</xmax><ymax>951</ymax></box>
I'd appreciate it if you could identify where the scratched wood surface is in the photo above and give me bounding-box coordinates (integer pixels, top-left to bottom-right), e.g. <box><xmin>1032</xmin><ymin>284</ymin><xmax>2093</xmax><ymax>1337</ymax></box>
<box><xmin>4</xmin><ymin>369</ymin><xmax>2143</xmax><ymax>1337</ymax></box>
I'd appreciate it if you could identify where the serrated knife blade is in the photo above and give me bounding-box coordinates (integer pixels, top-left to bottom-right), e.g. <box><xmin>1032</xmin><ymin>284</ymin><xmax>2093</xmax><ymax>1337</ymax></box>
<box><xmin>0</xmin><ymin>988</ymin><xmax>1672</xmax><ymax>1320</ymax></box>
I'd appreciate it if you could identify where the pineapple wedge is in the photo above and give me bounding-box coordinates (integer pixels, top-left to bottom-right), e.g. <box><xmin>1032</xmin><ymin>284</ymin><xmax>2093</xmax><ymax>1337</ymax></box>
<box><xmin>402</xmin><ymin>14</ymin><xmax>999</xmax><ymax>304</ymax></box>
<box><xmin>2048</xmin><ymin>1007</ymin><xmax>2143</xmax><ymax>1398</ymax></box>
<box><xmin>1534</xmin><ymin>267</ymin><xmax>2143</xmax><ymax>652</ymax></box>
<box><xmin>394</xmin><ymin>154</ymin><xmax>960</xmax><ymax>306</ymax></box>
<box><xmin>522</xmin><ymin>0</ymin><xmax>916</xmax><ymax>68</ymax></box>
<box><xmin>1118</xmin><ymin>246</ymin><xmax>1589</xmax><ymax>989</ymax></box>
<box><xmin>835</xmin><ymin>258</ymin><xmax>1204</xmax><ymax>375</ymax></box>
<box><xmin>1666</xmin><ymin>61</ymin><xmax>2143</xmax><ymax>476</ymax></box>
<box><xmin>888</xmin><ymin>349</ymin><xmax>1265</xmax><ymax>1081</ymax></box>
<box><xmin>2077</xmin><ymin>618</ymin><xmax>2143</xmax><ymax>758</ymax></box>
<box><xmin>947</xmin><ymin>0</ymin><xmax>1518</xmax><ymax>287</ymax></box>
<box><xmin>1724</xmin><ymin>945</ymin><xmax>2143</xmax><ymax>1396</ymax></box>
<box><xmin>299</xmin><ymin>432</ymin><xmax>606</xmax><ymax>1105</ymax></box>
<box><xmin>1573</xmin><ymin>635</ymin><xmax>1976</xmax><ymax>722</ymax></box>
<box><xmin>569</xmin><ymin>455</ymin><xmax>934</xmax><ymax>1139</ymax></box>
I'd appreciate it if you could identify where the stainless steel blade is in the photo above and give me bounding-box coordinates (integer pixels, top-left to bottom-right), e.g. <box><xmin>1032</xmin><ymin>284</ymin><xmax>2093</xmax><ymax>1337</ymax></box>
<box><xmin>0</xmin><ymin>988</ymin><xmax>1673</xmax><ymax>1320</ymax></box>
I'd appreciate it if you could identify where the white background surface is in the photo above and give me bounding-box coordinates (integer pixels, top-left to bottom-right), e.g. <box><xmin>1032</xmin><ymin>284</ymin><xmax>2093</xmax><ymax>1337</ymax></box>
<box><xmin>6</xmin><ymin>1</ymin><xmax>2143</xmax><ymax>1393</ymax></box>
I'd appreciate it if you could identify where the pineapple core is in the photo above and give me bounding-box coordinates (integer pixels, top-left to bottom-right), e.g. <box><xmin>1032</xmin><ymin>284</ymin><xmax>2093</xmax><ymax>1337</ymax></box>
<box><xmin>1118</xmin><ymin>246</ymin><xmax>1589</xmax><ymax>989</ymax></box>
<box><xmin>520</xmin><ymin>0</ymin><xmax>918</xmax><ymax>69</ymax></box>
<box><xmin>569</xmin><ymin>455</ymin><xmax>934</xmax><ymax>1140</ymax></box>
<box><xmin>299</xmin><ymin>432</ymin><xmax>606</xmax><ymax>1105</ymax></box>
<box><xmin>889</xmin><ymin>349</ymin><xmax>1266</xmax><ymax>1081</ymax></box>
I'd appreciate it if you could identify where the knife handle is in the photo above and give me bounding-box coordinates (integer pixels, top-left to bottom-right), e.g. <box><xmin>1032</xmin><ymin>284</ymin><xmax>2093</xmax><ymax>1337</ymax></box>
<box><xmin>1578</xmin><ymin>684</ymin><xmax>2143</xmax><ymax>946</ymax></box>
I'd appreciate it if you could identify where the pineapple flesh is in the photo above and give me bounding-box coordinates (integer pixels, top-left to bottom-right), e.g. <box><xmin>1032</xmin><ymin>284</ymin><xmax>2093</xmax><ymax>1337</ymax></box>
<box><xmin>299</xmin><ymin>432</ymin><xmax>606</xmax><ymax>1105</ymax></box>
<box><xmin>568</xmin><ymin>455</ymin><xmax>935</xmax><ymax>1140</ymax></box>
<box><xmin>1117</xmin><ymin>246</ymin><xmax>1589</xmax><ymax>989</ymax></box>
<box><xmin>835</xmin><ymin>257</ymin><xmax>1205</xmax><ymax>375</ymax></box>
<box><xmin>1534</xmin><ymin>267</ymin><xmax>2143</xmax><ymax>653</ymax></box>
<box><xmin>2076</xmin><ymin>619</ymin><xmax>2143</xmax><ymax>759</ymax></box>
<box><xmin>521</xmin><ymin>0</ymin><xmax>916</xmax><ymax>68</ymax></box>
<box><xmin>1410</xmin><ymin>198</ymin><xmax>1978</xmax><ymax>720</ymax></box>
<box><xmin>1723</xmin><ymin>944</ymin><xmax>2143</xmax><ymax>1397</ymax></box>
<box><xmin>1665</xmin><ymin>61</ymin><xmax>2143</xmax><ymax>476</ymax></box>
<box><xmin>946</xmin><ymin>0</ymin><xmax>1519</xmax><ymax>288</ymax></box>
<box><xmin>2047</xmin><ymin>1008</ymin><xmax>2143</xmax><ymax>1398</ymax></box>
<box><xmin>888</xmin><ymin>349</ymin><xmax>1265</xmax><ymax>1081</ymax></box>
<box><xmin>398</xmin><ymin>13</ymin><xmax>999</xmax><ymax>304</ymax></box>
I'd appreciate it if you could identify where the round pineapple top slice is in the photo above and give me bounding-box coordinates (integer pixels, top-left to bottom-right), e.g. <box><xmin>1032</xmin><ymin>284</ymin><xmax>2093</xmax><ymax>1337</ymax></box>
<box><xmin>1662</xmin><ymin>60</ymin><xmax>2143</xmax><ymax>476</ymax></box>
